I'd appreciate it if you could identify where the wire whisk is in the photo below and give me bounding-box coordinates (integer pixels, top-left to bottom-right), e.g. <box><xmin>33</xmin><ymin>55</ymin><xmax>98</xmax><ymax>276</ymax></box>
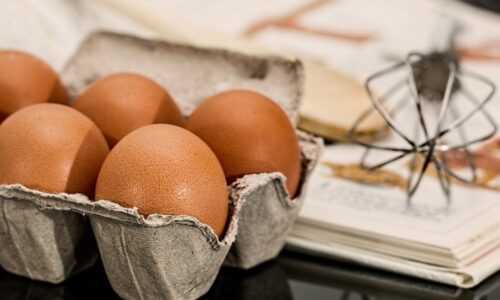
<box><xmin>348</xmin><ymin>18</ymin><xmax>497</xmax><ymax>202</ymax></box>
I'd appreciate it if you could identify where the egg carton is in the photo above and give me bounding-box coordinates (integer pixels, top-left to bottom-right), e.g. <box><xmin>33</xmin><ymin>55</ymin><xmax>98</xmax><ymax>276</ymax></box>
<box><xmin>224</xmin><ymin>131</ymin><xmax>321</xmax><ymax>269</ymax></box>
<box><xmin>0</xmin><ymin>31</ymin><xmax>323</xmax><ymax>299</ymax></box>
<box><xmin>0</xmin><ymin>185</ymin><xmax>241</xmax><ymax>299</ymax></box>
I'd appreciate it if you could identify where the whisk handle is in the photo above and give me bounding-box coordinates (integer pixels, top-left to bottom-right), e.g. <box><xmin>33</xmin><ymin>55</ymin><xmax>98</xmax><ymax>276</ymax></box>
<box><xmin>431</xmin><ymin>17</ymin><xmax>462</xmax><ymax>55</ymax></box>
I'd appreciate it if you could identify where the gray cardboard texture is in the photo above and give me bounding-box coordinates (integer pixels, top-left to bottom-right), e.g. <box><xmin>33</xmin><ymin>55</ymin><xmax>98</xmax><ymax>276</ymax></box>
<box><xmin>89</xmin><ymin>215</ymin><xmax>231</xmax><ymax>300</ymax></box>
<box><xmin>0</xmin><ymin>192</ymin><xmax>97</xmax><ymax>283</ymax></box>
<box><xmin>0</xmin><ymin>185</ymin><xmax>240</xmax><ymax>300</ymax></box>
<box><xmin>224</xmin><ymin>131</ymin><xmax>323</xmax><ymax>269</ymax></box>
<box><xmin>87</xmin><ymin>199</ymin><xmax>241</xmax><ymax>300</ymax></box>
<box><xmin>0</xmin><ymin>31</ymin><xmax>323</xmax><ymax>299</ymax></box>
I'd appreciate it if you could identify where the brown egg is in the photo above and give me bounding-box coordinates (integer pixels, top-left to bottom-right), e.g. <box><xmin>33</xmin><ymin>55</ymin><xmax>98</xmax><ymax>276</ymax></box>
<box><xmin>0</xmin><ymin>51</ymin><xmax>69</xmax><ymax>122</ymax></box>
<box><xmin>0</xmin><ymin>103</ymin><xmax>109</xmax><ymax>197</ymax></box>
<box><xmin>72</xmin><ymin>73</ymin><xmax>184</xmax><ymax>147</ymax></box>
<box><xmin>95</xmin><ymin>124</ymin><xmax>228</xmax><ymax>237</ymax></box>
<box><xmin>184</xmin><ymin>89</ymin><xmax>302</xmax><ymax>198</ymax></box>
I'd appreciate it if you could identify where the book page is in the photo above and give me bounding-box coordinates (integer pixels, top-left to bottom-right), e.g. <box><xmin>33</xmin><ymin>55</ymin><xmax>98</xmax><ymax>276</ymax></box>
<box><xmin>299</xmin><ymin>144</ymin><xmax>500</xmax><ymax>249</ymax></box>
<box><xmin>287</xmin><ymin>234</ymin><xmax>500</xmax><ymax>288</ymax></box>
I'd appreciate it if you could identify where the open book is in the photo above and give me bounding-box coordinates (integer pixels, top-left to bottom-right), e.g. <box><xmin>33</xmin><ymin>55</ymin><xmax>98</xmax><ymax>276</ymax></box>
<box><xmin>288</xmin><ymin>139</ymin><xmax>500</xmax><ymax>287</ymax></box>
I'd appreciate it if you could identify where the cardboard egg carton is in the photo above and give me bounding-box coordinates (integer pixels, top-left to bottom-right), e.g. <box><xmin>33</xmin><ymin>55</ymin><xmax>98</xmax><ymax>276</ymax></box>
<box><xmin>224</xmin><ymin>131</ymin><xmax>321</xmax><ymax>269</ymax></box>
<box><xmin>0</xmin><ymin>184</ymin><xmax>240</xmax><ymax>299</ymax></box>
<box><xmin>0</xmin><ymin>31</ymin><xmax>323</xmax><ymax>299</ymax></box>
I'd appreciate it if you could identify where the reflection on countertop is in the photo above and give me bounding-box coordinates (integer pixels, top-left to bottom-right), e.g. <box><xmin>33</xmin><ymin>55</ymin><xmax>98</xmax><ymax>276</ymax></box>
<box><xmin>1</xmin><ymin>250</ymin><xmax>500</xmax><ymax>300</ymax></box>
<box><xmin>0</xmin><ymin>259</ymin><xmax>117</xmax><ymax>300</ymax></box>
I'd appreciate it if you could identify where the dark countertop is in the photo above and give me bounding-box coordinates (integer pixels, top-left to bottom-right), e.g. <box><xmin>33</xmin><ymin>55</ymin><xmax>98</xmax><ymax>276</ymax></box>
<box><xmin>2</xmin><ymin>250</ymin><xmax>500</xmax><ymax>299</ymax></box>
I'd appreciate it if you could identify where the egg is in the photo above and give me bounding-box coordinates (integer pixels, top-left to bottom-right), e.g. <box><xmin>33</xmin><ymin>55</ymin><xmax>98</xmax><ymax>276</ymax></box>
<box><xmin>0</xmin><ymin>51</ymin><xmax>69</xmax><ymax>122</ymax></box>
<box><xmin>95</xmin><ymin>124</ymin><xmax>228</xmax><ymax>237</ymax></box>
<box><xmin>72</xmin><ymin>73</ymin><xmax>184</xmax><ymax>147</ymax></box>
<box><xmin>184</xmin><ymin>89</ymin><xmax>302</xmax><ymax>197</ymax></box>
<box><xmin>0</xmin><ymin>103</ymin><xmax>109</xmax><ymax>197</ymax></box>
